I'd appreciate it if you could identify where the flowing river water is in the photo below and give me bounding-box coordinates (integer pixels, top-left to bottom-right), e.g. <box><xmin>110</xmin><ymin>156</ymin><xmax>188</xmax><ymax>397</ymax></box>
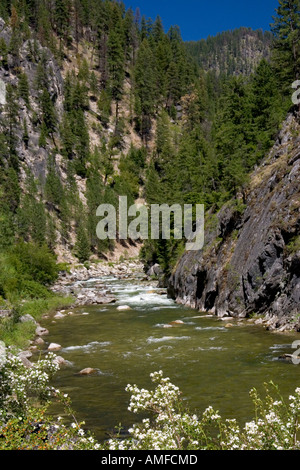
<box><xmin>41</xmin><ymin>272</ymin><xmax>300</xmax><ymax>443</ymax></box>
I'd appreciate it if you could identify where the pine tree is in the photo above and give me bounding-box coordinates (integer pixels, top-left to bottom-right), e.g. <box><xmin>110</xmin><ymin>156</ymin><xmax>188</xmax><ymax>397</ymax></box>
<box><xmin>5</xmin><ymin>83</ymin><xmax>19</xmax><ymax>163</ymax></box>
<box><xmin>35</xmin><ymin>51</ymin><xmax>50</xmax><ymax>92</ymax></box>
<box><xmin>75</xmin><ymin>221</ymin><xmax>90</xmax><ymax>263</ymax></box>
<box><xmin>2</xmin><ymin>167</ymin><xmax>20</xmax><ymax>214</ymax></box>
<box><xmin>107</xmin><ymin>29</ymin><xmax>125</xmax><ymax>119</ymax></box>
<box><xmin>86</xmin><ymin>163</ymin><xmax>105</xmax><ymax>251</ymax></box>
<box><xmin>0</xmin><ymin>38</ymin><xmax>8</xmax><ymax>69</ymax></box>
<box><xmin>123</xmin><ymin>8</ymin><xmax>137</xmax><ymax>63</ymax></box>
<box><xmin>249</xmin><ymin>58</ymin><xmax>284</xmax><ymax>163</ymax></box>
<box><xmin>23</xmin><ymin>119</ymin><xmax>29</xmax><ymax>149</ymax></box>
<box><xmin>40</xmin><ymin>87</ymin><xmax>57</xmax><ymax>137</ymax></box>
<box><xmin>153</xmin><ymin>16</ymin><xmax>164</xmax><ymax>43</ymax></box>
<box><xmin>16</xmin><ymin>170</ymin><xmax>47</xmax><ymax>245</ymax></box>
<box><xmin>214</xmin><ymin>77</ymin><xmax>251</xmax><ymax>195</ymax></box>
<box><xmin>54</xmin><ymin>0</ymin><xmax>70</xmax><ymax>38</ymax></box>
<box><xmin>9</xmin><ymin>6</ymin><xmax>21</xmax><ymax>66</ymax></box>
<box><xmin>271</xmin><ymin>0</ymin><xmax>300</xmax><ymax>89</ymax></box>
<box><xmin>60</xmin><ymin>113</ymin><xmax>75</xmax><ymax>158</ymax></box>
<box><xmin>18</xmin><ymin>72</ymin><xmax>30</xmax><ymax>108</ymax></box>
<box><xmin>134</xmin><ymin>39</ymin><xmax>157</xmax><ymax>141</ymax></box>
<box><xmin>45</xmin><ymin>154</ymin><xmax>64</xmax><ymax>207</ymax></box>
<box><xmin>0</xmin><ymin>0</ymin><xmax>9</xmax><ymax>20</ymax></box>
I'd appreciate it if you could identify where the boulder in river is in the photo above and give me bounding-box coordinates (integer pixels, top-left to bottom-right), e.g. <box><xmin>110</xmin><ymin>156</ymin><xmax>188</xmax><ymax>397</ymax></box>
<box><xmin>75</xmin><ymin>291</ymin><xmax>116</xmax><ymax>306</ymax></box>
<box><xmin>79</xmin><ymin>368</ymin><xmax>97</xmax><ymax>375</ymax></box>
<box><xmin>35</xmin><ymin>337</ymin><xmax>45</xmax><ymax>345</ymax></box>
<box><xmin>48</xmin><ymin>343</ymin><xmax>62</xmax><ymax>351</ymax></box>
<box><xmin>169</xmin><ymin>320</ymin><xmax>184</xmax><ymax>326</ymax></box>
<box><xmin>54</xmin><ymin>312</ymin><xmax>65</xmax><ymax>319</ymax></box>
<box><xmin>117</xmin><ymin>305</ymin><xmax>132</xmax><ymax>311</ymax></box>
<box><xmin>53</xmin><ymin>356</ymin><xmax>68</xmax><ymax>366</ymax></box>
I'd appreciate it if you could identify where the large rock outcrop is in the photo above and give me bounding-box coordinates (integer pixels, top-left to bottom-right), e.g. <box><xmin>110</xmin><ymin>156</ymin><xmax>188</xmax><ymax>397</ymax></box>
<box><xmin>168</xmin><ymin>113</ymin><xmax>300</xmax><ymax>331</ymax></box>
<box><xmin>0</xmin><ymin>19</ymin><xmax>64</xmax><ymax>182</ymax></box>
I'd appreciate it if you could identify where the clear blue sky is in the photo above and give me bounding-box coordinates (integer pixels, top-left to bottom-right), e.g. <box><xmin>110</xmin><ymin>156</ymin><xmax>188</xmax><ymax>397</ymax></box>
<box><xmin>123</xmin><ymin>0</ymin><xmax>279</xmax><ymax>41</ymax></box>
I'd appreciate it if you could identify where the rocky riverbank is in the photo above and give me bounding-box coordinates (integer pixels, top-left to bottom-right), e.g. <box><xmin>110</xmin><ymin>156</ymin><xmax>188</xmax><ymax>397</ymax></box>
<box><xmin>50</xmin><ymin>260</ymin><xmax>146</xmax><ymax>306</ymax></box>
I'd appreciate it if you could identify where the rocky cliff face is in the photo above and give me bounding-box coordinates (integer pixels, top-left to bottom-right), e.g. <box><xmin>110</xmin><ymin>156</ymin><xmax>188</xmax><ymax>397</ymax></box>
<box><xmin>168</xmin><ymin>113</ymin><xmax>300</xmax><ymax>332</ymax></box>
<box><xmin>0</xmin><ymin>18</ymin><xmax>64</xmax><ymax>181</ymax></box>
<box><xmin>0</xmin><ymin>17</ymin><xmax>143</xmax><ymax>264</ymax></box>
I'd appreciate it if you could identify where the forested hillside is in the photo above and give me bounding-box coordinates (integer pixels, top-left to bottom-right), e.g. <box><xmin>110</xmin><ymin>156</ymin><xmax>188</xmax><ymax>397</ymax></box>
<box><xmin>0</xmin><ymin>0</ymin><xmax>300</xmax><ymax>453</ymax></box>
<box><xmin>0</xmin><ymin>0</ymin><xmax>298</xmax><ymax>308</ymax></box>
<box><xmin>168</xmin><ymin>1</ymin><xmax>300</xmax><ymax>328</ymax></box>
<box><xmin>185</xmin><ymin>27</ymin><xmax>273</xmax><ymax>76</ymax></box>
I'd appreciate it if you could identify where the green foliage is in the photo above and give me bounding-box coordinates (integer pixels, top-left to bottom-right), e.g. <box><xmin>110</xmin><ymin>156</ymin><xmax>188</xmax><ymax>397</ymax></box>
<box><xmin>16</xmin><ymin>170</ymin><xmax>47</xmax><ymax>245</ymax></box>
<box><xmin>1</xmin><ymin>359</ymin><xmax>300</xmax><ymax>451</ymax></box>
<box><xmin>44</xmin><ymin>154</ymin><xmax>65</xmax><ymax>207</ymax></box>
<box><xmin>134</xmin><ymin>38</ymin><xmax>157</xmax><ymax>139</ymax></box>
<box><xmin>0</xmin><ymin>0</ymin><xmax>296</xmax><ymax>279</ymax></box>
<box><xmin>107</xmin><ymin>371</ymin><xmax>300</xmax><ymax>450</ymax></box>
<box><xmin>40</xmin><ymin>87</ymin><xmax>57</xmax><ymax>136</ymax></box>
<box><xmin>271</xmin><ymin>0</ymin><xmax>300</xmax><ymax>92</ymax></box>
<box><xmin>286</xmin><ymin>235</ymin><xmax>300</xmax><ymax>255</ymax></box>
<box><xmin>18</xmin><ymin>72</ymin><xmax>30</xmax><ymax>108</ymax></box>
<box><xmin>0</xmin><ymin>295</ymin><xmax>74</xmax><ymax>350</ymax></box>
<box><xmin>107</xmin><ymin>28</ymin><xmax>125</xmax><ymax>110</ymax></box>
<box><xmin>25</xmin><ymin>246</ymin><xmax>57</xmax><ymax>284</ymax></box>
<box><xmin>185</xmin><ymin>27</ymin><xmax>273</xmax><ymax>77</ymax></box>
<box><xmin>0</xmin><ymin>38</ymin><xmax>8</xmax><ymax>69</ymax></box>
<box><xmin>75</xmin><ymin>221</ymin><xmax>90</xmax><ymax>263</ymax></box>
<box><xmin>8</xmin><ymin>242</ymin><xmax>59</xmax><ymax>286</ymax></box>
<box><xmin>97</xmin><ymin>89</ymin><xmax>112</xmax><ymax>126</ymax></box>
<box><xmin>0</xmin><ymin>351</ymin><xmax>101</xmax><ymax>450</ymax></box>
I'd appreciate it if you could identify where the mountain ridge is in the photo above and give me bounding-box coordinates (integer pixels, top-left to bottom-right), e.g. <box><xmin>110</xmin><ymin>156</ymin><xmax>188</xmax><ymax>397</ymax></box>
<box><xmin>185</xmin><ymin>27</ymin><xmax>273</xmax><ymax>76</ymax></box>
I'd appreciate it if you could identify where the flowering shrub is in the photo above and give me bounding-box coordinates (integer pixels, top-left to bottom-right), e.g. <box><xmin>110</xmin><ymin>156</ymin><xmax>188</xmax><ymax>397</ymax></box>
<box><xmin>107</xmin><ymin>371</ymin><xmax>300</xmax><ymax>451</ymax></box>
<box><xmin>0</xmin><ymin>351</ymin><xmax>59</xmax><ymax>424</ymax></box>
<box><xmin>1</xmin><ymin>351</ymin><xmax>300</xmax><ymax>451</ymax></box>
<box><xmin>0</xmin><ymin>348</ymin><xmax>100</xmax><ymax>450</ymax></box>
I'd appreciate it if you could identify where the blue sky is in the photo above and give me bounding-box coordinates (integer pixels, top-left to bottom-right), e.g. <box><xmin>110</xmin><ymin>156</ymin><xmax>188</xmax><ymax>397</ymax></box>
<box><xmin>123</xmin><ymin>0</ymin><xmax>279</xmax><ymax>41</ymax></box>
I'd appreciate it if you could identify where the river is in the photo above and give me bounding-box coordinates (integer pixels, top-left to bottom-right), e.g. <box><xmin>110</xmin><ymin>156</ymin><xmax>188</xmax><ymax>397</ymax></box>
<box><xmin>41</xmin><ymin>272</ymin><xmax>300</xmax><ymax>443</ymax></box>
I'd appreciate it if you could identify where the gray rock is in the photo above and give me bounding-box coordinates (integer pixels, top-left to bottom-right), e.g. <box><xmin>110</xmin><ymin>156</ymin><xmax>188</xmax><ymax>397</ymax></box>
<box><xmin>79</xmin><ymin>368</ymin><xmax>97</xmax><ymax>375</ymax></box>
<box><xmin>53</xmin><ymin>356</ymin><xmax>67</xmax><ymax>366</ymax></box>
<box><xmin>18</xmin><ymin>350</ymin><xmax>32</xmax><ymax>359</ymax></box>
<box><xmin>20</xmin><ymin>314</ymin><xmax>37</xmax><ymax>324</ymax></box>
<box><xmin>48</xmin><ymin>343</ymin><xmax>62</xmax><ymax>351</ymax></box>
<box><xmin>147</xmin><ymin>263</ymin><xmax>163</xmax><ymax>277</ymax></box>
<box><xmin>36</xmin><ymin>326</ymin><xmax>49</xmax><ymax>336</ymax></box>
<box><xmin>54</xmin><ymin>312</ymin><xmax>66</xmax><ymax>319</ymax></box>
<box><xmin>35</xmin><ymin>337</ymin><xmax>45</xmax><ymax>345</ymax></box>
<box><xmin>19</xmin><ymin>356</ymin><xmax>33</xmax><ymax>368</ymax></box>
<box><xmin>0</xmin><ymin>78</ymin><xmax>6</xmax><ymax>105</ymax></box>
<box><xmin>168</xmin><ymin>113</ymin><xmax>300</xmax><ymax>332</ymax></box>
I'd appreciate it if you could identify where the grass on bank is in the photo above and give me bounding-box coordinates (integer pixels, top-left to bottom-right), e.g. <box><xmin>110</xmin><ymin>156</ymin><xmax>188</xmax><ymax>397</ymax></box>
<box><xmin>0</xmin><ymin>241</ymin><xmax>74</xmax><ymax>350</ymax></box>
<box><xmin>0</xmin><ymin>295</ymin><xmax>74</xmax><ymax>350</ymax></box>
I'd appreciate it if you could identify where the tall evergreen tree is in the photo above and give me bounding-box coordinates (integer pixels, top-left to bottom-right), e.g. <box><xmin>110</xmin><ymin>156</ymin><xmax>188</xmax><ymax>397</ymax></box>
<box><xmin>134</xmin><ymin>39</ymin><xmax>157</xmax><ymax>141</ymax></box>
<box><xmin>107</xmin><ymin>29</ymin><xmax>125</xmax><ymax>119</ymax></box>
<box><xmin>18</xmin><ymin>72</ymin><xmax>30</xmax><ymax>108</ymax></box>
<box><xmin>40</xmin><ymin>87</ymin><xmax>57</xmax><ymax>138</ymax></box>
<box><xmin>271</xmin><ymin>0</ymin><xmax>300</xmax><ymax>89</ymax></box>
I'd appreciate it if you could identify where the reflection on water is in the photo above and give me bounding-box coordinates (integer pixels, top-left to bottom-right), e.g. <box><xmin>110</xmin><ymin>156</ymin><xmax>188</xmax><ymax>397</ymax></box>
<box><xmin>40</xmin><ymin>276</ymin><xmax>300</xmax><ymax>442</ymax></box>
